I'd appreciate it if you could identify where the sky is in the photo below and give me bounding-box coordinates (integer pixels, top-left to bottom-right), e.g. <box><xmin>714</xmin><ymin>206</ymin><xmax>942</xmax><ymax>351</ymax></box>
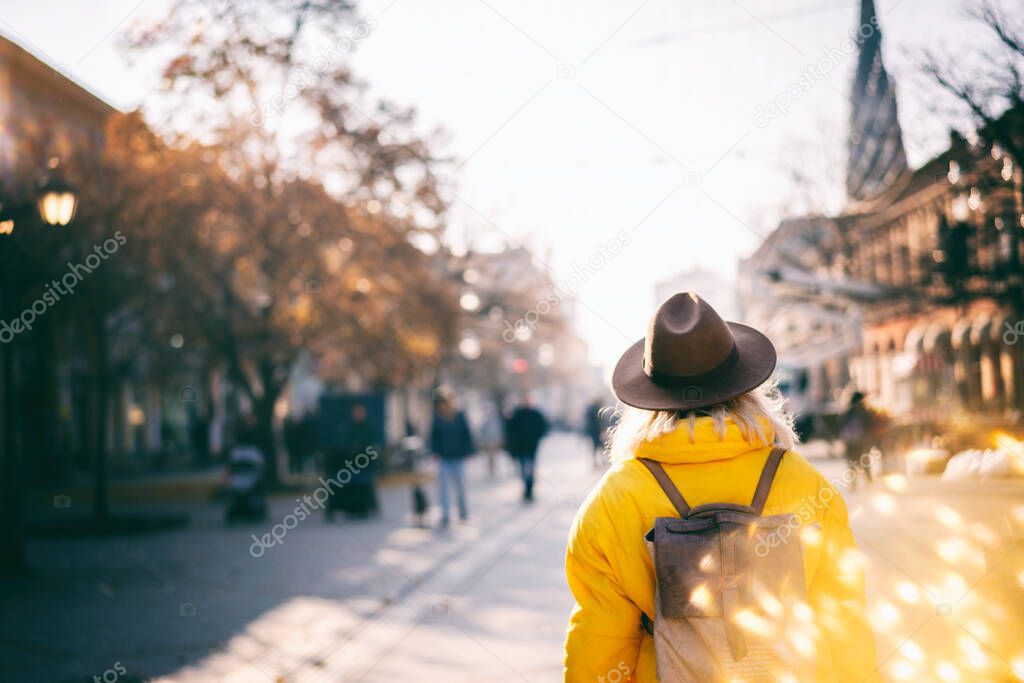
<box><xmin>0</xmin><ymin>0</ymin><xmax>996</xmax><ymax>371</ymax></box>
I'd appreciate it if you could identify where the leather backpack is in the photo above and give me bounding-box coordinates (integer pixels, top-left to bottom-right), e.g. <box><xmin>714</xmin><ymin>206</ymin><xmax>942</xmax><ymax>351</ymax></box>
<box><xmin>640</xmin><ymin>447</ymin><xmax>817</xmax><ymax>682</ymax></box>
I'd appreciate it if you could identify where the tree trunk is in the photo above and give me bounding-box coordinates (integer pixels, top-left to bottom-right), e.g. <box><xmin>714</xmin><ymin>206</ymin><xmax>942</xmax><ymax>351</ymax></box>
<box><xmin>254</xmin><ymin>389</ymin><xmax>281</xmax><ymax>488</ymax></box>
<box><xmin>20</xmin><ymin>314</ymin><xmax>58</xmax><ymax>482</ymax></box>
<box><xmin>0</xmin><ymin>339</ymin><xmax>29</xmax><ymax>578</ymax></box>
<box><xmin>92</xmin><ymin>310</ymin><xmax>110</xmax><ymax>520</ymax></box>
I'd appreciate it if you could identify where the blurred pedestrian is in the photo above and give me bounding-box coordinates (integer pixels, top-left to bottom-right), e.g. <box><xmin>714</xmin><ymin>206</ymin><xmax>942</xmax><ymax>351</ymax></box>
<box><xmin>401</xmin><ymin>422</ymin><xmax>431</xmax><ymax>527</ymax></box>
<box><xmin>430</xmin><ymin>388</ymin><xmax>474</xmax><ymax>527</ymax></box>
<box><xmin>344</xmin><ymin>403</ymin><xmax>380</xmax><ymax>517</ymax></box>
<box><xmin>506</xmin><ymin>395</ymin><xmax>548</xmax><ymax>502</ymax></box>
<box><xmin>411</xmin><ymin>483</ymin><xmax>429</xmax><ymax>527</ymax></box>
<box><xmin>224</xmin><ymin>417</ymin><xmax>267</xmax><ymax>524</ymax></box>
<box><xmin>478</xmin><ymin>402</ymin><xmax>506</xmax><ymax>478</ymax></box>
<box><xmin>325</xmin><ymin>403</ymin><xmax>379</xmax><ymax>521</ymax></box>
<box><xmin>190</xmin><ymin>413</ymin><xmax>211</xmax><ymax>467</ymax></box>
<box><xmin>584</xmin><ymin>399</ymin><xmax>609</xmax><ymax>469</ymax></box>
<box><xmin>563</xmin><ymin>293</ymin><xmax>876</xmax><ymax>682</ymax></box>
<box><xmin>283</xmin><ymin>415</ymin><xmax>301</xmax><ymax>474</ymax></box>
<box><xmin>840</xmin><ymin>391</ymin><xmax>881</xmax><ymax>488</ymax></box>
<box><xmin>302</xmin><ymin>412</ymin><xmax>320</xmax><ymax>472</ymax></box>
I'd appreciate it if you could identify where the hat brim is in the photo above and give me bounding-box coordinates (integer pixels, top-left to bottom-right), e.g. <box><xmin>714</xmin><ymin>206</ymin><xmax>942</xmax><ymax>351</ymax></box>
<box><xmin>611</xmin><ymin>322</ymin><xmax>777</xmax><ymax>411</ymax></box>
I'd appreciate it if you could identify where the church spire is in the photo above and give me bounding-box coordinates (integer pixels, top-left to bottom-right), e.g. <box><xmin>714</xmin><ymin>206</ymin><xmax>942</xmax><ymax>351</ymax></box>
<box><xmin>846</xmin><ymin>0</ymin><xmax>908</xmax><ymax>201</ymax></box>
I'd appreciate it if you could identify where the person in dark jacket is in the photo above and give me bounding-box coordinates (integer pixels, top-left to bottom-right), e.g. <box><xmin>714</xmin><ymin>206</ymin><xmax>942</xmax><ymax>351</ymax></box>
<box><xmin>841</xmin><ymin>391</ymin><xmax>884</xmax><ymax>489</ymax></box>
<box><xmin>584</xmin><ymin>399</ymin><xmax>610</xmax><ymax>469</ymax></box>
<box><xmin>326</xmin><ymin>403</ymin><xmax>379</xmax><ymax>520</ymax></box>
<box><xmin>429</xmin><ymin>388</ymin><xmax>475</xmax><ymax>527</ymax></box>
<box><xmin>506</xmin><ymin>395</ymin><xmax>549</xmax><ymax>502</ymax></box>
<box><xmin>284</xmin><ymin>416</ymin><xmax>301</xmax><ymax>473</ymax></box>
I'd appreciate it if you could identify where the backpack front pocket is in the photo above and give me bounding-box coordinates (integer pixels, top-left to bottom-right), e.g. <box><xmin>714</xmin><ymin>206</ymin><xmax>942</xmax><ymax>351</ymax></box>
<box><xmin>652</xmin><ymin>518</ymin><xmax>726</xmax><ymax>619</ymax></box>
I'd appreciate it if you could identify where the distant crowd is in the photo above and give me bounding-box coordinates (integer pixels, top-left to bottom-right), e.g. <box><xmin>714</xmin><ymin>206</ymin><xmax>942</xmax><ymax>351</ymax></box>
<box><xmin>223</xmin><ymin>389</ymin><xmax>616</xmax><ymax>529</ymax></box>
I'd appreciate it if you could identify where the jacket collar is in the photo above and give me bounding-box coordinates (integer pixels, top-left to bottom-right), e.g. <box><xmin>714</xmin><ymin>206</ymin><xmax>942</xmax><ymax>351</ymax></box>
<box><xmin>632</xmin><ymin>416</ymin><xmax>774</xmax><ymax>464</ymax></box>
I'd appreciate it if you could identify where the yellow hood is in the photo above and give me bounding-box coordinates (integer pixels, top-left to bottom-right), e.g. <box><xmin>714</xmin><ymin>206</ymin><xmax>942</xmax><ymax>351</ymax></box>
<box><xmin>632</xmin><ymin>416</ymin><xmax>774</xmax><ymax>464</ymax></box>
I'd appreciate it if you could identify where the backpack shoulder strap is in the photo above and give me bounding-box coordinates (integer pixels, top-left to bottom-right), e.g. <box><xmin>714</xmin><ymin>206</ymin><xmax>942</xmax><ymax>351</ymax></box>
<box><xmin>637</xmin><ymin>458</ymin><xmax>690</xmax><ymax>517</ymax></box>
<box><xmin>751</xmin><ymin>446</ymin><xmax>787</xmax><ymax>515</ymax></box>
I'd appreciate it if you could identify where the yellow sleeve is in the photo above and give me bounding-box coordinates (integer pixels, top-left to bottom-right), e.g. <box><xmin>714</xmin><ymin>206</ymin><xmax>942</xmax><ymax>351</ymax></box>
<box><xmin>810</xmin><ymin>489</ymin><xmax>882</xmax><ymax>683</ymax></box>
<box><xmin>564</xmin><ymin>520</ymin><xmax>642</xmax><ymax>683</ymax></box>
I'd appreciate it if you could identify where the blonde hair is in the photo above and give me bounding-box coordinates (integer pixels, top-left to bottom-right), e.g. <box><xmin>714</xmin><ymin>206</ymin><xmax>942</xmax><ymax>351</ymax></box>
<box><xmin>607</xmin><ymin>381</ymin><xmax>798</xmax><ymax>463</ymax></box>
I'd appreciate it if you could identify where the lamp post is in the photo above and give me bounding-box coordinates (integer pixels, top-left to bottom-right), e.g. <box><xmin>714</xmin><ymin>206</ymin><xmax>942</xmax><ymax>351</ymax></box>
<box><xmin>0</xmin><ymin>202</ymin><xmax>15</xmax><ymax>235</ymax></box>
<box><xmin>0</xmin><ymin>158</ymin><xmax>79</xmax><ymax>235</ymax></box>
<box><xmin>0</xmin><ymin>157</ymin><xmax>79</xmax><ymax>576</ymax></box>
<box><xmin>37</xmin><ymin>158</ymin><xmax>79</xmax><ymax>227</ymax></box>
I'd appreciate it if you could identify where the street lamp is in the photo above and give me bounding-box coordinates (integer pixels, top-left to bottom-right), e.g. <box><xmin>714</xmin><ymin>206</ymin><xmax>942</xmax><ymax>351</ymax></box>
<box><xmin>36</xmin><ymin>157</ymin><xmax>79</xmax><ymax>227</ymax></box>
<box><xmin>0</xmin><ymin>202</ymin><xmax>14</xmax><ymax>235</ymax></box>
<box><xmin>458</xmin><ymin>334</ymin><xmax>482</xmax><ymax>360</ymax></box>
<box><xmin>538</xmin><ymin>343</ymin><xmax>555</xmax><ymax>367</ymax></box>
<box><xmin>459</xmin><ymin>290</ymin><xmax>480</xmax><ymax>312</ymax></box>
<box><xmin>1</xmin><ymin>156</ymin><xmax>81</xmax><ymax>575</ymax></box>
<box><xmin>947</xmin><ymin>160</ymin><xmax>961</xmax><ymax>184</ymax></box>
<box><xmin>951</xmin><ymin>194</ymin><xmax>970</xmax><ymax>222</ymax></box>
<box><xmin>967</xmin><ymin>187</ymin><xmax>982</xmax><ymax>212</ymax></box>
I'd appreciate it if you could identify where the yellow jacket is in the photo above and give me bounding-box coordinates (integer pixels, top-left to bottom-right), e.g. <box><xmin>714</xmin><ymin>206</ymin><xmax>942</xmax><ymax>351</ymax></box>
<box><xmin>563</xmin><ymin>417</ymin><xmax>879</xmax><ymax>683</ymax></box>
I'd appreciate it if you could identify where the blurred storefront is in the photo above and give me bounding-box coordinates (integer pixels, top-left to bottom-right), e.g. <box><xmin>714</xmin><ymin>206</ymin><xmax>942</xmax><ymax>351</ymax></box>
<box><xmin>743</xmin><ymin>0</ymin><xmax>1024</xmax><ymax>441</ymax></box>
<box><xmin>739</xmin><ymin>216</ymin><xmax>859</xmax><ymax>433</ymax></box>
<box><xmin>3</xmin><ymin>35</ymin><xmax>278</xmax><ymax>479</ymax></box>
<box><xmin>843</xmin><ymin>129</ymin><xmax>1024</xmax><ymax>422</ymax></box>
<box><xmin>2</xmin><ymin>34</ymin><xmax>114</xmax><ymax>482</ymax></box>
<box><xmin>837</xmin><ymin>0</ymin><xmax>1023</xmax><ymax>426</ymax></box>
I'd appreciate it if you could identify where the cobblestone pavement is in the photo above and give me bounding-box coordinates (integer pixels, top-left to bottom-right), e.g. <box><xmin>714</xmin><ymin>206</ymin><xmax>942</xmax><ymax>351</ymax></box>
<box><xmin>4</xmin><ymin>438</ymin><xmax>1024</xmax><ymax>682</ymax></box>
<box><xmin>2</xmin><ymin>432</ymin><xmax>603</xmax><ymax>683</ymax></box>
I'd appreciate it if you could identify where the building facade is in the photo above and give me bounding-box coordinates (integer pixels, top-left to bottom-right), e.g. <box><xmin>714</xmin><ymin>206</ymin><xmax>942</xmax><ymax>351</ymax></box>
<box><xmin>0</xmin><ymin>35</ymin><xmax>113</xmax><ymax>180</ymax></box>
<box><xmin>842</xmin><ymin>131</ymin><xmax>1024</xmax><ymax>420</ymax></box>
<box><xmin>450</xmin><ymin>244</ymin><xmax>605</xmax><ymax>430</ymax></box>
<box><xmin>742</xmin><ymin>0</ymin><xmax>1023</xmax><ymax>433</ymax></box>
<box><xmin>738</xmin><ymin>217</ymin><xmax>859</xmax><ymax>426</ymax></box>
<box><xmin>1</xmin><ymin>34</ymin><xmax>120</xmax><ymax>482</ymax></box>
<box><xmin>3</xmin><ymin>35</ymin><xmax>246</xmax><ymax>479</ymax></box>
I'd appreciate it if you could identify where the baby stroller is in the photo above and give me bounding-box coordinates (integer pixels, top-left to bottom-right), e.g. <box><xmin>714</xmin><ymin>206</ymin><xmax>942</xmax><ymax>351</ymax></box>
<box><xmin>224</xmin><ymin>444</ymin><xmax>268</xmax><ymax>524</ymax></box>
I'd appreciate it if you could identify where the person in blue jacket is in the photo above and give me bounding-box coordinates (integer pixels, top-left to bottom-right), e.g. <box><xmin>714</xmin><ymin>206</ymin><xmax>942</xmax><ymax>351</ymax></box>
<box><xmin>429</xmin><ymin>387</ymin><xmax>475</xmax><ymax>527</ymax></box>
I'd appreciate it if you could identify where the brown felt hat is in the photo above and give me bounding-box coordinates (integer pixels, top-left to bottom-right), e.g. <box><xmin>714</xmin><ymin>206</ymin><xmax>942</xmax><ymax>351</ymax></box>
<box><xmin>611</xmin><ymin>292</ymin><xmax>777</xmax><ymax>411</ymax></box>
